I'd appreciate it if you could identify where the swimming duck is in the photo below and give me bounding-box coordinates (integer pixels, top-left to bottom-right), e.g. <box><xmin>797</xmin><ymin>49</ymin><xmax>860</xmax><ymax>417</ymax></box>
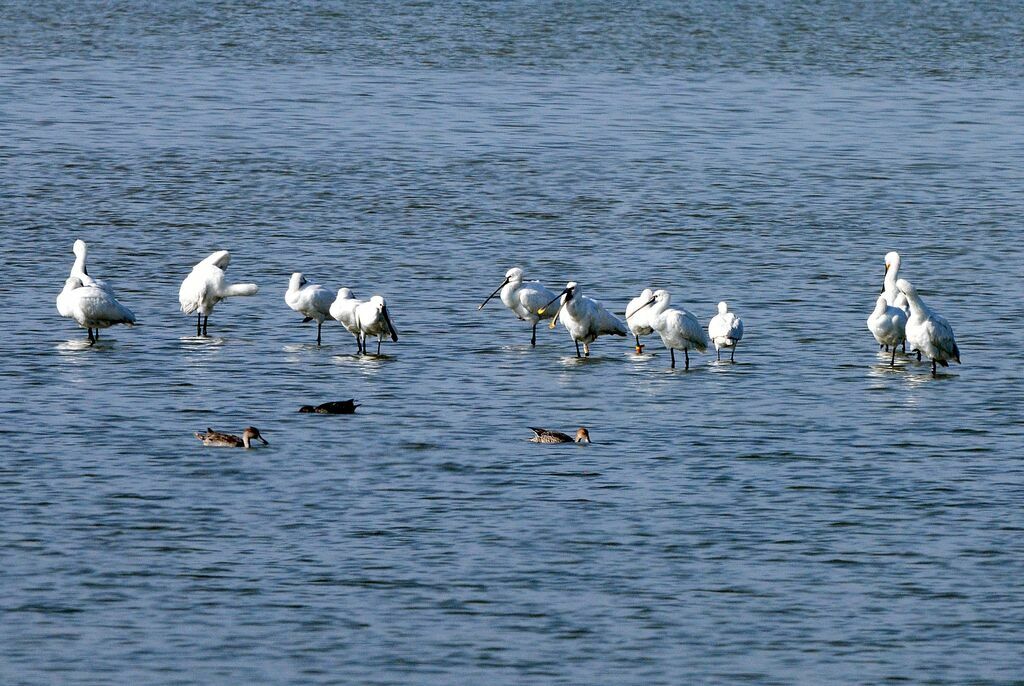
<box><xmin>194</xmin><ymin>426</ymin><xmax>268</xmax><ymax>448</ymax></box>
<box><xmin>529</xmin><ymin>427</ymin><xmax>591</xmax><ymax>444</ymax></box>
<box><xmin>299</xmin><ymin>400</ymin><xmax>360</xmax><ymax>414</ymax></box>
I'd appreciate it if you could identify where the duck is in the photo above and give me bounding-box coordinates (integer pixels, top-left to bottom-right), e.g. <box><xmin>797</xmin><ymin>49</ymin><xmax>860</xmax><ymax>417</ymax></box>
<box><xmin>194</xmin><ymin>426</ymin><xmax>268</xmax><ymax>448</ymax></box>
<box><xmin>299</xmin><ymin>400</ymin><xmax>360</xmax><ymax>414</ymax></box>
<box><xmin>529</xmin><ymin>427</ymin><xmax>591</xmax><ymax>444</ymax></box>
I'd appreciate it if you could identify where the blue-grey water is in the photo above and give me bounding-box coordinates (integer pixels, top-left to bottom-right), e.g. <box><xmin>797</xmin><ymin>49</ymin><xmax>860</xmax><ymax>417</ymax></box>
<box><xmin>2</xmin><ymin>2</ymin><xmax>1024</xmax><ymax>684</ymax></box>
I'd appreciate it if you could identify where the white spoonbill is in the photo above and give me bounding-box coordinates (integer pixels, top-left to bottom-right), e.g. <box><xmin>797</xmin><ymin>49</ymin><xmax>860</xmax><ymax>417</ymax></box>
<box><xmin>179</xmin><ymin>250</ymin><xmax>259</xmax><ymax>336</ymax></box>
<box><xmin>897</xmin><ymin>279</ymin><xmax>960</xmax><ymax>376</ymax></box>
<box><xmin>57</xmin><ymin>277</ymin><xmax>136</xmax><ymax>344</ymax></box>
<box><xmin>630</xmin><ymin>289</ymin><xmax>708</xmax><ymax>369</ymax></box>
<box><xmin>539</xmin><ymin>281</ymin><xmax>628</xmax><ymax>358</ymax></box>
<box><xmin>285</xmin><ymin>273</ymin><xmax>335</xmax><ymax>345</ymax></box>
<box><xmin>355</xmin><ymin>295</ymin><xmax>399</xmax><ymax>355</ymax></box>
<box><xmin>881</xmin><ymin>251</ymin><xmax>910</xmax><ymax>353</ymax></box>
<box><xmin>708</xmin><ymin>301</ymin><xmax>745</xmax><ymax>362</ymax></box>
<box><xmin>59</xmin><ymin>239</ymin><xmax>117</xmax><ymax>341</ymax></box>
<box><xmin>477</xmin><ymin>267</ymin><xmax>557</xmax><ymax>347</ymax></box>
<box><xmin>329</xmin><ymin>287</ymin><xmax>364</xmax><ymax>352</ymax></box>
<box><xmin>625</xmin><ymin>288</ymin><xmax>655</xmax><ymax>354</ymax></box>
<box><xmin>866</xmin><ymin>294</ymin><xmax>908</xmax><ymax>368</ymax></box>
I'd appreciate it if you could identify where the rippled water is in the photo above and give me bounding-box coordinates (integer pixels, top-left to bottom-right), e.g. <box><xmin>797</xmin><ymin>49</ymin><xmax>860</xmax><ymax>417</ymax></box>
<box><xmin>3</xmin><ymin>2</ymin><xmax>1024</xmax><ymax>684</ymax></box>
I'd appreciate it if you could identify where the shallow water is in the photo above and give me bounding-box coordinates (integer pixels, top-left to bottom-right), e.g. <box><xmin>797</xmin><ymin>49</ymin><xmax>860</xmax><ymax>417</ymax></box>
<box><xmin>2</xmin><ymin>2</ymin><xmax>1024</xmax><ymax>684</ymax></box>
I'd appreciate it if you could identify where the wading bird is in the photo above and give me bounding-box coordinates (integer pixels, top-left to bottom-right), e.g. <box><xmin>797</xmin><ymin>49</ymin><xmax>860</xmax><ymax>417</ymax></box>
<box><xmin>478</xmin><ymin>267</ymin><xmax>557</xmax><ymax>347</ymax></box>
<box><xmin>179</xmin><ymin>250</ymin><xmax>258</xmax><ymax>336</ymax></box>
<box><xmin>539</xmin><ymin>282</ymin><xmax>628</xmax><ymax>357</ymax></box>
<box><xmin>330</xmin><ymin>288</ymin><xmax>364</xmax><ymax>353</ymax></box>
<box><xmin>355</xmin><ymin>295</ymin><xmax>398</xmax><ymax>355</ymax></box>
<box><xmin>708</xmin><ymin>301</ymin><xmax>744</xmax><ymax>362</ymax></box>
<box><xmin>629</xmin><ymin>289</ymin><xmax>708</xmax><ymax>369</ymax></box>
<box><xmin>285</xmin><ymin>272</ymin><xmax>334</xmax><ymax>345</ymax></box>
<box><xmin>625</xmin><ymin>288</ymin><xmax>655</xmax><ymax>354</ymax></box>
<box><xmin>897</xmin><ymin>279</ymin><xmax>960</xmax><ymax>376</ymax></box>
<box><xmin>866</xmin><ymin>294</ymin><xmax>908</xmax><ymax>368</ymax></box>
<box><xmin>57</xmin><ymin>276</ymin><xmax>136</xmax><ymax>344</ymax></box>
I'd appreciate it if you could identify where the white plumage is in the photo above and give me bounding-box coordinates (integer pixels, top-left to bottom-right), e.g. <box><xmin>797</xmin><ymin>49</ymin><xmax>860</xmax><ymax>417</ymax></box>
<box><xmin>329</xmin><ymin>287</ymin><xmax>364</xmax><ymax>352</ymax></box>
<box><xmin>355</xmin><ymin>295</ymin><xmax>399</xmax><ymax>355</ymax></box>
<box><xmin>866</xmin><ymin>294</ymin><xmax>907</xmax><ymax>367</ymax></box>
<box><xmin>625</xmin><ymin>288</ymin><xmax>655</xmax><ymax>354</ymax></box>
<box><xmin>285</xmin><ymin>272</ymin><xmax>335</xmax><ymax>345</ymax></box>
<box><xmin>633</xmin><ymin>289</ymin><xmax>708</xmax><ymax>369</ymax></box>
<box><xmin>178</xmin><ymin>250</ymin><xmax>259</xmax><ymax>336</ymax></box>
<box><xmin>708</xmin><ymin>301</ymin><xmax>744</xmax><ymax>362</ymax></box>
<box><xmin>58</xmin><ymin>277</ymin><xmax>136</xmax><ymax>344</ymax></box>
<box><xmin>897</xmin><ymin>278</ymin><xmax>960</xmax><ymax>376</ymax></box>
<box><xmin>542</xmin><ymin>281</ymin><xmax>628</xmax><ymax>358</ymax></box>
<box><xmin>69</xmin><ymin>239</ymin><xmax>113</xmax><ymax>293</ymax></box>
<box><xmin>478</xmin><ymin>267</ymin><xmax>557</xmax><ymax>347</ymax></box>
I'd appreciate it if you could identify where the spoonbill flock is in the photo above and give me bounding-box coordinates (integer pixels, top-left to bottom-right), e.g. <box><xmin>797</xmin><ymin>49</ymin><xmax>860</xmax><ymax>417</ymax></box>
<box><xmin>54</xmin><ymin>240</ymin><xmax>962</xmax><ymax>378</ymax></box>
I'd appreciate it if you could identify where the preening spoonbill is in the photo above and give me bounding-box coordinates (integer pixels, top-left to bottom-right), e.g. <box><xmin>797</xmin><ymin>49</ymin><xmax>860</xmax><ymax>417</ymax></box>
<box><xmin>329</xmin><ymin>287</ymin><xmax>364</xmax><ymax>352</ymax></box>
<box><xmin>194</xmin><ymin>427</ymin><xmax>268</xmax><ymax>448</ymax></box>
<box><xmin>478</xmin><ymin>267</ymin><xmax>557</xmax><ymax>347</ymax></box>
<box><xmin>630</xmin><ymin>289</ymin><xmax>708</xmax><ymax>369</ymax></box>
<box><xmin>529</xmin><ymin>427</ymin><xmax>591</xmax><ymax>444</ymax></box>
<box><xmin>625</xmin><ymin>288</ymin><xmax>655</xmax><ymax>354</ymax></box>
<box><xmin>59</xmin><ymin>239</ymin><xmax>118</xmax><ymax>340</ymax></box>
<box><xmin>897</xmin><ymin>279</ymin><xmax>960</xmax><ymax>376</ymax></box>
<box><xmin>355</xmin><ymin>295</ymin><xmax>398</xmax><ymax>355</ymax></box>
<box><xmin>179</xmin><ymin>250</ymin><xmax>258</xmax><ymax>336</ymax></box>
<box><xmin>708</xmin><ymin>301</ymin><xmax>744</xmax><ymax>362</ymax></box>
<box><xmin>285</xmin><ymin>272</ymin><xmax>334</xmax><ymax>345</ymax></box>
<box><xmin>866</xmin><ymin>294</ymin><xmax>908</xmax><ymax>367</ymax></box>
<box><xmin>57</xmin><ymin>277</ymin><xmax>136</xmax><ymax>344</ymax></box>
<box><xmin>539</xmin><ymin>282</ymin><xmax>628</xmax><ymax>357</ymax></box>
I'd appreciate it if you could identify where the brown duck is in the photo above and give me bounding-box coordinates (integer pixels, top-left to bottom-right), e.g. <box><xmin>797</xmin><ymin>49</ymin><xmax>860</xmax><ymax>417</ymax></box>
<box><xmin>529</xmin><ymin>427</ymin><xmax>591</xmax><ymax>444</ymax></box>
<box><xmin>299</xmin><ymin>400</ymin><xmax>360</xmax><ymax>414</ymax></box>
<box><xmin>194</xmin><ymin>426</ymin><xmax>268</xmax><ymax>448</ymax></box>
